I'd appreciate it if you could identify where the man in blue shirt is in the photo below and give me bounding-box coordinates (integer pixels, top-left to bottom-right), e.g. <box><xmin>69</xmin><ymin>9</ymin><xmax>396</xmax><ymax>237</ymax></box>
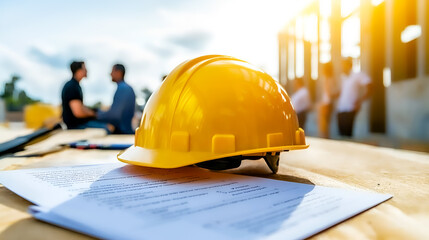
<box><xmin>97</xmin><ymin>64</ymin><xmax>136</xmax><ymax>134</ymax></box>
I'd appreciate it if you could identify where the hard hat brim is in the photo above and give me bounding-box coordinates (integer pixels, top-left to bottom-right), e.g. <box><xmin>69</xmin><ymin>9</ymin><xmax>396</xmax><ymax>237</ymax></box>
<box><xmin>117</xmin><ymin>144</ymin><xmax>309</xmax><ymax>169</ymax></box>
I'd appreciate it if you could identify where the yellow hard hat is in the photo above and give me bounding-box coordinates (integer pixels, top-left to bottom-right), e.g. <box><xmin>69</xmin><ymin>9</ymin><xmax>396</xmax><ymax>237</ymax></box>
<box><xmin>118</xmin><ymin>55</ymin><xmax>308</xmax><ymax>173</ymax></box>
<box><xmin>24</xmin><ymin>103</ymin><xmax>61</xmax><ymax>129</ymax></box>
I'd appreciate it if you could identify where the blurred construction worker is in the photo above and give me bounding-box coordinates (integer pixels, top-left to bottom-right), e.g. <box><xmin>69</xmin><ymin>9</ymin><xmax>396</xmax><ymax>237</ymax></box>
<box><xmin>318</xmin><ymin>62</ymin><xmax>338</xmax><ymax>138</ymax></box>
<box><xmin>97</xmin><ymin>64</ymin><xmax>136</xmax><ymax>134</ymax></box>
<box><xmin>291</xmin><ymin>78</ymin><xmax>311</xmax><ymax>130</ymax></box>
<box><xmin>61</xmin><ymin>61</ymin><xmax>112</xmax><ymax>132</ymax></box>
<box><xmin>336</xmin><ymin>57</ymin><xmax>372</xmax><ymax>137</ymax></box>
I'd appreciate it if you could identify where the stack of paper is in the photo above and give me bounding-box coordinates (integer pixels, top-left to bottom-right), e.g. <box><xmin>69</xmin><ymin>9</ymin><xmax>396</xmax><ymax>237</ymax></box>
<box><xmin>0</xmin><ymin>163</ymin><xmax>391</xmax><ymax>239</ymax></box>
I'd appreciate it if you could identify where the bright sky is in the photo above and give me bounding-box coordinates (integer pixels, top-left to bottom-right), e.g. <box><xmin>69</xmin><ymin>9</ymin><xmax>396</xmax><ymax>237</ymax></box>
<box><xmin>0</xmin><ymin>0</ymin><xmax>309</xmax><ymax>106</ymax></box>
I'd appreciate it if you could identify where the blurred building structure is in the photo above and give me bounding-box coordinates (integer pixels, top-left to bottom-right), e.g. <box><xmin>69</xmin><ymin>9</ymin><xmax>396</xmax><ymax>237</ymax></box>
<box><xmin>279</xmin><ymin>0</ymin><xmax>429</xmax><ymax>142</ymax></box>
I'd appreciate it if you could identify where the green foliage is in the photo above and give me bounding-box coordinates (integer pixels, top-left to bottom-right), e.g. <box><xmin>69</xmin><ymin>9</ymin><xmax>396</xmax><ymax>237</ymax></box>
<box><xmin>141</xmin><ymin>87</ymin><xmax>153</xmax><ymax>105</ymax></box>
<box><xmin>1</xmin><ymin>74</ymin><xmax>39</xmax><ymax>111</ymax></box>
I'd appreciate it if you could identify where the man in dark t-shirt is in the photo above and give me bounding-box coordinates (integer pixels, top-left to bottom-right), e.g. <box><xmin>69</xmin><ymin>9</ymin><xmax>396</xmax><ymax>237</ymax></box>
<box><xmin>61</xmin><ymin>61</ymin><xmax>111</xmax><ymax>132</ymax></box>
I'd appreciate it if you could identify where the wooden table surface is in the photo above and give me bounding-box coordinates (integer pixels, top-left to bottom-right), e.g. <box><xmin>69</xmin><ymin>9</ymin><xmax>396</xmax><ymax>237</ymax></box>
<box><xmin>0</xmin><ymin>129</ymin><xmax>428</xmax><ymax>239</ymax></box>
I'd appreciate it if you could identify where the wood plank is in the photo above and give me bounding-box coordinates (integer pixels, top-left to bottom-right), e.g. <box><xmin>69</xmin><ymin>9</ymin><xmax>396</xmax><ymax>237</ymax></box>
<box><xmin>0</xmin><ymin>131</ymin><xmax>428</xmax><ymax>239</ymax></box>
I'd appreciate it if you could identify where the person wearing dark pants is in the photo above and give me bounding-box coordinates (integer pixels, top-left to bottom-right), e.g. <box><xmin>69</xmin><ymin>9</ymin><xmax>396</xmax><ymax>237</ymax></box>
<box><xmin>336</xmin><ymin>57</ymin><xmax>372</xmax><ymax>137</ymax></box>
<box><xmin>291</xmin><ymin>78</ymin><xmax>311</xmax><ymax>130</ymax></box>
<box><xmin>337</xmin><ymin>111</ymin><xmax>356</xmax><ymax>137</ymax></box>
<box><xmin>297</xmin><ymin>111</ymin><xmax>307</xmax><ymax>130</ymax></box>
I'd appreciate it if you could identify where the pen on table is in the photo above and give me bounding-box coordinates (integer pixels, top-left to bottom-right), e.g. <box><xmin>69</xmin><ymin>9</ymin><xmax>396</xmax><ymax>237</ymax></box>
<box><xmin>63</xmin><ymin>142</ymin><xmax>132</xmax><ymax>150</ymax></box>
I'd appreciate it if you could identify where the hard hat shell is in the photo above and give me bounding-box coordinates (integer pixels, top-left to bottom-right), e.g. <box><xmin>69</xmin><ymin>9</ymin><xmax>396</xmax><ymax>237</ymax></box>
<box><xmin>118</xmin><ymin>55</ymin><xmax>308</xmax><ymax>169</ymax></box>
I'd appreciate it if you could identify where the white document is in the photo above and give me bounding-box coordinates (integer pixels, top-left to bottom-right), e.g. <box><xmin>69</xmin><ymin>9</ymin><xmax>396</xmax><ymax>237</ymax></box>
<box><xmin>0</xmin><ymin>163</ymin><xmax>391</xmax><ymax>240</ymax></box>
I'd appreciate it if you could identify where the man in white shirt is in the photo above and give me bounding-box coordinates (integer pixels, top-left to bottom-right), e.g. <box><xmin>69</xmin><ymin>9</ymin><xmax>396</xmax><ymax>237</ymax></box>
<box><xmin>291</xmin><ymin>78</ymin><xmax>312</xmax><ymax>130</ymax></box>
<box><xmin>336</xmin><ymin>57</ymin><xmax>372</xmax><ymax>137</ymax></box>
